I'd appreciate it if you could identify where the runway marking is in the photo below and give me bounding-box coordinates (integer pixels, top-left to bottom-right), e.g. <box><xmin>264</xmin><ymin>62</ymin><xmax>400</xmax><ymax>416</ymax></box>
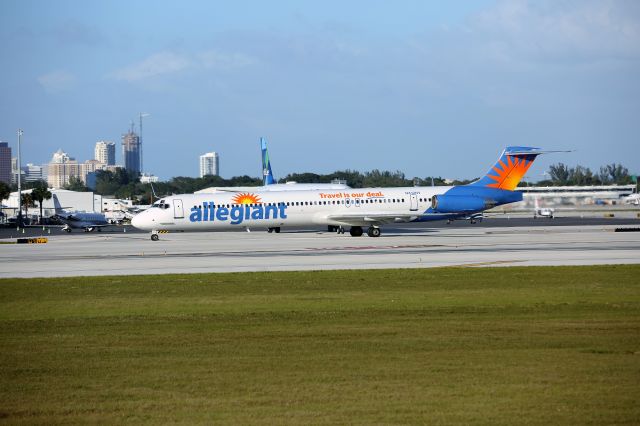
<box><xmin>452</xmin><ymin>260</ymin><xmax>527</xmax><ymax>268</ymax></box>
<box><xmin>305</xmin><ymin>244</ymin><xmax>445</xmax><ymax>251</ymax></box>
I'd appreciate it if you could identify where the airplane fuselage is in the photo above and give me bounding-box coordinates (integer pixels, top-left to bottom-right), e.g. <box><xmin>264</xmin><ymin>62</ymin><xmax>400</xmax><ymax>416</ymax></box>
<box><xmin>132</xmin><ymin>185</ymin><xmax>522</xmax><ymax>234</ymax></box>
<box><xmin>132</xmin><ymin>145</ymin><xmax>549</xmax><ymax>239</ymax></box>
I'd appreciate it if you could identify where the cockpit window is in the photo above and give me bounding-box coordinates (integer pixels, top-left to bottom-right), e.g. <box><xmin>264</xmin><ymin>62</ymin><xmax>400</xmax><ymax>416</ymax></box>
<box><xmin>152</xmin><ymin>199</ymin><xmax>171</xmax><ymax>209</ymax></box>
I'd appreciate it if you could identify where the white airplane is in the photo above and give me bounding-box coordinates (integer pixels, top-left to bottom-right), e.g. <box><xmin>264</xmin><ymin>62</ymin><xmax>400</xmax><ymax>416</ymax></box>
<box><xmin>132</xmin><ymin>146</ymin><xmax>550</xmax><ymax>240</ymax></box>
<box><xmin>533</xmin><ymin>198</ymin><xmax>554</xmax><ymax>219</ymax></box>
<box><xmin>624</xmin><ymin>193</ymin><xmax>640</xmax><ymax>205</ymax></box>
<box><xmin>52</xmin><ymin>194</ymin><xmax>110</xmax><ymax>232</ymax></box>
<box><xmin>195</xmin><ymin>137</ymin><xmax>350</xmax><ymax>194</ymax></box>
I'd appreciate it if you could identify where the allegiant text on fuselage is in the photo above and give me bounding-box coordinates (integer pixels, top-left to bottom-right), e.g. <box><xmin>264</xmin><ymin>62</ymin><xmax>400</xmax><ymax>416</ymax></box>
<box><xmin>189</xmin><ymin>202</ymin><xmax>287</xmax><ymax>225</ymax></box>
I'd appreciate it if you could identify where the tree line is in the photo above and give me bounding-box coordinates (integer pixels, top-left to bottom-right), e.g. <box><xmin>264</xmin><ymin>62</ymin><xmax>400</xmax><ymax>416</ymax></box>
<box><xmin>538</xmin><ymin>163</ymin><xmax>634</xmax><ymax>186</ymax></box>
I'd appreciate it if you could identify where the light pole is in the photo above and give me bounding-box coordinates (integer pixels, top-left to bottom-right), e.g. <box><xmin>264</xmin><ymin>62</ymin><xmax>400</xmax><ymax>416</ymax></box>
<box><xmin>139</xmin><ymin>112</ymin><xmax>150</xmax><ymax>174</ymax></box>
<box><xmin>17</xmin><ymin>129</ymin><xmax>23</xmax><ymax>229</ymax></box>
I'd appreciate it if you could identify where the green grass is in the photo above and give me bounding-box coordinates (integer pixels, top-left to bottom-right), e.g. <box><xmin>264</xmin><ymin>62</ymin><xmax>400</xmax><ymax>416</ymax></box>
<box><xmin>1</xmin><ymin>266</ymin><xmax>639</xmax><ymax>424</ymax></box>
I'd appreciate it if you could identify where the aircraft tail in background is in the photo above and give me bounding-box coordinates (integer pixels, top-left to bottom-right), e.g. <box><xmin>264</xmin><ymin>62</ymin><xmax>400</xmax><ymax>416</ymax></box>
<box><xmin>52</xmin><ymin>194</ymin><xmax>65</xmax><ymax>214</ymax></box>
<box><xmin>261</xmin><ymin>137</ymin><xmax>276</xmax><ymax>186</ymax></box>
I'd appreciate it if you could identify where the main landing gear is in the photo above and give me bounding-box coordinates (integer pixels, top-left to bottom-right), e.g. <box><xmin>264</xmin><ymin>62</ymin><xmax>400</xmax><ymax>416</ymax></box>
<box><xmin>151</xmin><ymin>232</ymin><xmax>159</xmax><ymax>241</ymax></box>
<box><xmin>367</xmin><ymin>226</ymin><xmax>381</xmax><ymax>237</ymax></box>
<box><xmin>345</xmin><ymin>226</ymin><xmax>381</xmax><ymax>237</ymax></box>
<box><xmin>349</xmin><ymin>226</ymin><xmax>363</xmax><ymax>237</ymax></box>
<box><xmin>267</xmin><ymin>227</ymin><xmax>281</xmax><ymax>233</ymax></box>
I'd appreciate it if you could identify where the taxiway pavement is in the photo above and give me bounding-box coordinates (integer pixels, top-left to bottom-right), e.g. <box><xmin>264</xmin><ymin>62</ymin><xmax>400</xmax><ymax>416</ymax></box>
<box><xmin>1</xmin><ymin>221</ymin><xmax>639</xmax><ymax>278</ymax></box>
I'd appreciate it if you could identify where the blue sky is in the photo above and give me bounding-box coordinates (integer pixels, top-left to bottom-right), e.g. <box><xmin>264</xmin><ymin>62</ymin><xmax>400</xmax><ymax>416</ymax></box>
<box><xmin>1</xmin><ymin>0</ymin><xmax>638</xmax><ymax>181</ymax></box>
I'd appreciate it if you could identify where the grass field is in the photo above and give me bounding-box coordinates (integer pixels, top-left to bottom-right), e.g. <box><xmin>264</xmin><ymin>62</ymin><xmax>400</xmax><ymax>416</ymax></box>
<box><xmin>1</xmin><ymin>265</ymin><xmax>639</xmax><ymax>424</ymax></box>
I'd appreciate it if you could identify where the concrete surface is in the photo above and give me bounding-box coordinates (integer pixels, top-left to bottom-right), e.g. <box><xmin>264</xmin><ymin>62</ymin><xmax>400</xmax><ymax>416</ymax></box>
<box><xmin>1</xmin><ymin>222</ymin><xmax>638</xmax><ymax>278</ymax></box>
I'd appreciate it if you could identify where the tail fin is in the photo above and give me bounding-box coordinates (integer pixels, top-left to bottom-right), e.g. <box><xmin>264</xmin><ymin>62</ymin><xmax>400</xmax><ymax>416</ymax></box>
<box><xmin>150</xmin><ymin>182</ymin><xmax>159</xmax><ymax>200</ymax></box>
<box><xmin>261</xmin><ymin>137</ymin><xmax>276</xmax><ymax>185</ymax></box>
<box><xmin>52</xmin><ymin>194</ymin><xmax>64</xmax><ymax>214</ymax></box>
<box><xmin>470</xmin><ymin>146</ymin><xmax>543</xmax><ymax>191</ymax></box>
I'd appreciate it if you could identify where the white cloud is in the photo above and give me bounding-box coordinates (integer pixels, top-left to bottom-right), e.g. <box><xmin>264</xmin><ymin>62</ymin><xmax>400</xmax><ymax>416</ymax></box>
<box><xmin>37</xmin><ymin>70</ymin><xmax>76</xmax><ymax>93</ymax></box>
<box><xmin>110</xmin><ymin>49</ymin><xmax>257</xmax><ymax>84</ymax></box>
<box><xmin>198</xmin><ymin>50</ymin><xmax>256</xmax><ymax>70</ymax></box>
<box><xmin>471</xmin><ymin>0</ymin><xmax>640</xmax><ymax>61</ymax></box>
<box><xmin>110</xmin><ymin>51</ymin><xmax>191</xmax><ymax>82</ymax></box>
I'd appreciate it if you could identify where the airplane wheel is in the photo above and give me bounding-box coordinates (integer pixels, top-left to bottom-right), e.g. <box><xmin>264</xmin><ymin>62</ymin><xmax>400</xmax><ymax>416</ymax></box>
<box><xmin>349</xmin><ymin>226</ymin><xmax>363</xmax><ymax>237</ymax></box>
<box><xmin>367</xmin><ymin>226</ymin><xmax>381</xmax><ymax>237</ymax></box>
<box><xmin>268</xmin><ymin>228</ymin><xmax>273</xmax><ymax>233</ymax></box>
<box><xmin>274</xmin><ymin>227</ymin><xmax>281</xmax><ymax>233</ymax></box>
<box><xmin>328</xmin><ymin>225</ymin><xmax>336</xmax><ymax>232</ymax></box>
<box><xmin>151</xmin><ymin>234</ymin><xmax>159</xmax><ymax>241</ymax></box>
<box><xmin>65</xmin><ymin>228</ymin><xmax>72</xmax><ymax>233</ymax></box>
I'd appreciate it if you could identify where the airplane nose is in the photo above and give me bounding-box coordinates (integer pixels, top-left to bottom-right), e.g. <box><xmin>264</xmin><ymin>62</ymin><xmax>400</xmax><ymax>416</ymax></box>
<box><xmin>131</xmin><ymin>213</ymin><xmax>144</xmax><ymax>229</ymax></box>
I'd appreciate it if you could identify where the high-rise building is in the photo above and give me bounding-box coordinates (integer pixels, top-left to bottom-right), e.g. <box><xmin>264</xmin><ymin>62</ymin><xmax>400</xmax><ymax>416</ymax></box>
<box><xmin>47</xmin><ymin>149</ymin><xmax>80</xmax><ymax>189</ymax></box>
<box><xmin>0</xmin><ymin>142</ymin><xmax>11</xmax><ymax>185</ymax></box>
<box><xmin>199</xmin><ymin>152</ymin><xmax>219</xmax><ymax>178</ymax></box>
<box><xmin>22</xmin><ymin>163</ymin><xmax>45</xmax><ymax>183</ymax></box>
<box><xmin>81</xmin><ymin>160</ymin><xmax>104</xmax><ymax>183</ymax></box>
<box><xmin>95</xmin><ymin>141</ymin><xmax>116</xmax><ymax>166</ymax></box>
<box><xmin>122</xmin><ymin>129</ymin><xmax>141</xmax><ymax>174</ymax></box>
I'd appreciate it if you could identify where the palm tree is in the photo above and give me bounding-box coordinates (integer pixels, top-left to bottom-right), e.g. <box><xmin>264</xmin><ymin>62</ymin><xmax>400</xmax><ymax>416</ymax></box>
<box><xmin>31</xmin><ymin>182</ymin><xmax>52</xmax><ymax>224</ymax></box>
<box><xmin>21</xmin><ymin>192</ymin><xmax>35</xmax><ymax>224</ymax></box>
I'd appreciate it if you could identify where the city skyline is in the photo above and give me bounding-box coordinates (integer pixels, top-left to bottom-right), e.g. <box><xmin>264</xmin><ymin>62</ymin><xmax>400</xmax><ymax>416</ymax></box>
<box><xmin>1</xmin><ymin>1</ymin><xmax>639</xmax><ymax>180</ymax></box>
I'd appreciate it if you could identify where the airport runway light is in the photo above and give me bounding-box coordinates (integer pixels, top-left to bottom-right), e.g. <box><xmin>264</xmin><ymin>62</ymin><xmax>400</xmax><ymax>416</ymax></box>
<box><xmin>139</xmin><ymin>113</ymin><xmax>150</xmax><ymax>174</ymax></box>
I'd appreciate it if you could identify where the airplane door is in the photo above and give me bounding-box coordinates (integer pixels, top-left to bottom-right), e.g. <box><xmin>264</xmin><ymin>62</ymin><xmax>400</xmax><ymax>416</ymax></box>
<box><xmin>410</xmin><ymin>194</ymin><xmax>418</xmax><ymax>211</ymax></box>
<box><xmin>173</xmin><ymin>199</ymin><xmax>184</xmax><ymax>219</ymax></box>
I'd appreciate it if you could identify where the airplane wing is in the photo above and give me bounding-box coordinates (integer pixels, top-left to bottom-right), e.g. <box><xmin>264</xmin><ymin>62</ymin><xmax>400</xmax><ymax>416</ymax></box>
<box><xmin>326</xmin><ymin>212</ymin><xmax>420</xmax><ymax>225</ymax></box>
<box><xmin>208</xmin><ymin>188</ymin><xmax>244</xmax><ymax>193</ymax></box>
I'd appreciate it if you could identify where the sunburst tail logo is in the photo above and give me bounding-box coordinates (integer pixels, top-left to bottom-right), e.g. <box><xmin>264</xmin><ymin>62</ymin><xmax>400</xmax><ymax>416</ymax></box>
<box><xmin>231</xmin><ymin>193</ymin><xmax>262</xmax><ymax>204</ymax></box>
<box><xmin>470</xmin><ymin>147</ymin><xmax>541</xmax><ymax>191</ymax></box>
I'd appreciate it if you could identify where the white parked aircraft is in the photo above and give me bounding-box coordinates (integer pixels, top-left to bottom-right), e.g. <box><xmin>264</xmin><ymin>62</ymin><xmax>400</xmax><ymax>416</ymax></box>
<box><xmin>132</xmin><ymin>146</ymin><xmax>549</xmax><ymax>240</ymax></box>
<box><xmin>52</xmin><ymin>194</ymin><xmax>110</xmax><ymax>232</ymax></box>
<box><xmin>624</xmin><ymin>193</ymin><xmax>640</xmax><ymax>205</ymax></box>
<box><xmin>533</xmin><ymin>198</ymin><xmax>554</xmax><ymax>219</ymax></box>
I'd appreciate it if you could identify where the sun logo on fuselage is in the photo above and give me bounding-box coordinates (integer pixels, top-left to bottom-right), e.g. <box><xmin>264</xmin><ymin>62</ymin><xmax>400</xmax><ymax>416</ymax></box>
<box><xmin>231</xmin><ymin>193</ymin><xmax>262</xmax><ymax>204</ymax></box>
